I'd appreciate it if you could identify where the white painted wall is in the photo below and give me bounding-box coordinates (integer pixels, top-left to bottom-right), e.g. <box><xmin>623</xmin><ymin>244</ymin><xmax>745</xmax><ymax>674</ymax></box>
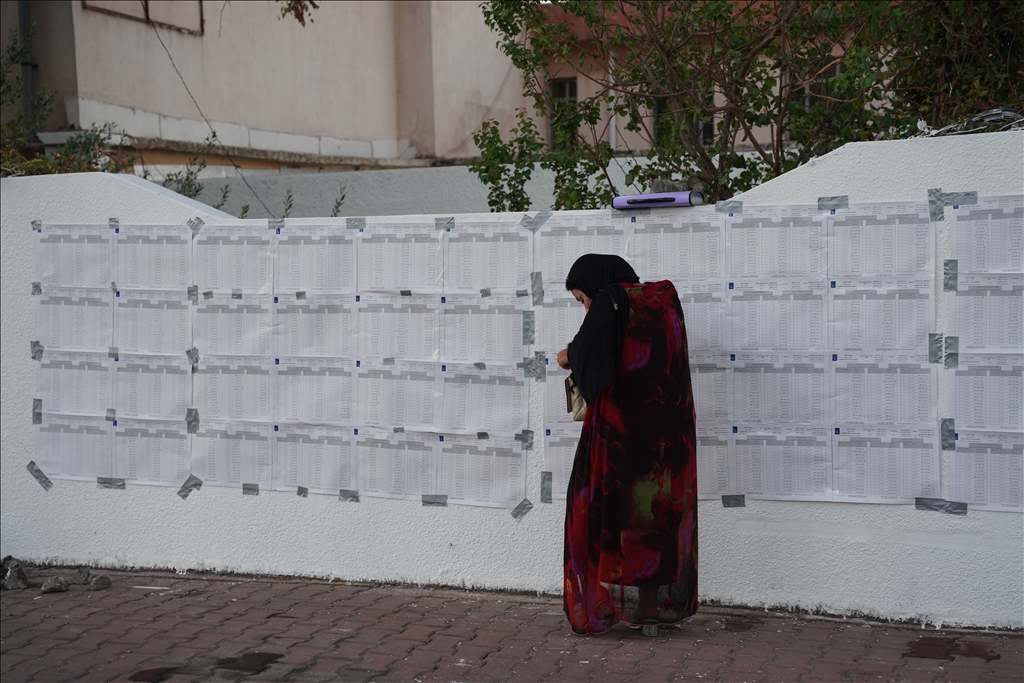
<box><xmin>2</xmin><ymin>132</ymin><xmax>1022</xmax><ymax>629</ymax></box>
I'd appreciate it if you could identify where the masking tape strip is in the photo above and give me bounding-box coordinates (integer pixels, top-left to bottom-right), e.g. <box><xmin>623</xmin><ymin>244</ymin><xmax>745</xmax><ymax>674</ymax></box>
<box><xmin>177</xmin><ymin>473</ymin><xmax>202</xmax><ymax>499</ymax></box>
<box><xmin>186</xmin><ymin>347</ymin><xmax>199</xmax><ymax>366</ymax></box>
<box><xmin>716</xmin><ymin>200</ymin><xmax>743</xmax><ymax>214</ymax></box>
<box><xmin>523</xmin><ymin>310</ymin><xmax>536</xmax><ymax>346</ymax></box>
<box><xmin>187</xmin><ymin>217</ymin><xmax>204</xmax><ymax>237</ymax></box>
<box><xmin>540</xmin><ymin>471</ymin><xmax>553</xmax><ymax>503</ymax></box>
<box><xmin>187</xmin><ymin>285</ymin><xmax>198</xmax><ymax>303</ymax></box>
<box><xmin>339</xmin><ymin>489</ymin><xmax>360</xmax><ymax>502</ymax></box>
<box><xmin>393</xmin><ymin>426</ymin><xmax>404</xmax><ymax>433</ymax></box>
<box><xmin>108</xmin><ymin>347</ymin><xmax>119</xmax><ymax>359</ymax></box>
<box><xmin>203</xmin><ymin>290</ymin><xmax>214</xmax><ymax>300</ymax></box>
<box><xmin>400</xmin><ymin>289</ymin><xmax>412</xmax><ymax>296</ymax></box>
<box><xmin>31</xmin><ymin>282</ymin><xmax>41</xmax><ymax>295</ymax></box>
<box><xmin>295</xmin><ymin>291</ymin><xmax>306</xmax><ymax>300</ymax></box>
<box><xmin>383</xmin><ymin>357</ymin><xmax>395</xmax><ymax>366</ymax></box>
<box><xmin>242</xmin><ymin>483</ymin><xmax>259</xmax><ymax>496</ymax></box>
<box><xmin>722</xmin><ymin>494</ymin><xmax>746</xmax><ymax>508</ymax></box>
<box><xmin>943</xmin><ymin>259</ymin><xmax>958</xmax><ymax>291</ymax></box>
<box><xmin>297</xmin><ymin>486</ymin><xmax>308</xmax><ymax>498</ymax></box>
<box><xmin>97</xmin><ymin>477</ymin><xmax>125</xmax><ymax>489</ymax></box>
<box><xmin>518</xmin><ymin>352</ymin><xmax>546</xmax><ymax>380</ymax></box>
<box><xmin>944</xmin><ymin>336</ymin><xmax>959</xmax><ymax>369</ymax></box>
<box><xmin>520</xmin><ymin>211</ymin><xmax>552</xmax><ymax>232</ymax></box>
<box><xmin>530</xmin><ymin>272</ymin><xmax>543</xmax><ymax>305</ymax></box>
<box><xmin>516</xmin><ymin>289</ymin><xmax>528</xmax><ymax>297</ymax></box>
<box><xmin>817</xmin><ymin>195</ymin><xmax>849</xmax><ymax>211</ymax></box>
<box><xmin>474</xmin><ymin>362</ymin><xmax>486</xmax><ymax>370</ymax></box>
<box><xmin>422</xmin><ymin>494</ymin><xmax>448</xmax><ymax>507</ymax></box>
<box><xmin>940</xmin><ymin>418</ymin><xmax>956</xmax><ymax>451</ymax></box>
<box><xmin>105</xmin><ymin>408</ymin><xmax>116</xmax><ymax>422</ymax></box>
<box><xmin>515</xmin><ymin>429</ymin><xmax>534</xmax><ymax>450</ymax></box>
<box><xmin>269</xmin><ymin>218</ymin><xmax>284</xmax><ymax>231</ymax></box>
<box><xmin>928</xmin><ymin>333</ymin><xmax>944</xmax><ymax>364</ymax></box>
<box><xmin>111</xmin><ymin>281</ymin><xmax>118</xmax><ymax>292</ymax></box>
<box><xmin>231</xmin><ymin>288</ymin><xmax>242</xmax><ymax>299</ymax></box>
<box><xmin>436</xmin><ymin>216</ymin><xmax>455</xmax><ymax>230</ymax></box>
<box><xmin>347</xmin><ymin>216</ymin><xmax>365</xmax><ymax>230</ymax></box>
<box><xmin>30</xmin><ymin>341</ymin><xmax>44</xmax><ymax>361</ymax></box>
<box><xmin>480</xmin><ymin>288</ymin><xmax>491</xmax><ymax>298</ymax></box>
<box><xmin>927</xmin><ymin>188</ymin><xmax>977</xmax><ymax>222</ymax></box>
<box><xmin>31</xmin><ymin>219</ymin><xmax>41</xmax><ymax>231</ymax></box>
<box><xmin>27</xmin><ymin>461</ymin><xmax>53</xmax><ymax>491</ymax></box>
<box><xmin>510</xmin><ymin>498</ymin><xmax>533</xmax><ymax>521</ymax></box>
<box><xmin>186</xmin><ymin>408</ymin><xmax>199</xmax><ymax>434</ymax></box>
<box><xmin>915</xmin><ymin>497</ymin><xmax>967</xmax><ymax>515</ymax></box>
<box><xmin>32</xmin><ymin>398</ymin><xmax>42</xmax><ymax>424</ymax></box>
<box><xmin>477</xmin><ymin>432</ymin><xmax>489</xmax><ymax>439</ymax></box>
<box><xmin>109</xmin><ymin>218</ymin><xmax>119</xmax><ymax>230</ymax></box>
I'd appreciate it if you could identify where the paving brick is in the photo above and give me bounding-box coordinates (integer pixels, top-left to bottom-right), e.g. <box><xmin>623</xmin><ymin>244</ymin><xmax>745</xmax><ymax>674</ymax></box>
<box><xmin>4</xmin><ymin>571</ymin><xmax>1022</xmax><ymax>683</ymax></box>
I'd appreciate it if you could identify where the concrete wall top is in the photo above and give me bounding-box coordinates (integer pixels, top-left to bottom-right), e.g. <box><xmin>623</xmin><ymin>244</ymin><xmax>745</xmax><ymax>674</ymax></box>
<box><xmin>734</xmin><ymin>132</ymin><xmax>1024</xmax><ymax>204</ymax></box>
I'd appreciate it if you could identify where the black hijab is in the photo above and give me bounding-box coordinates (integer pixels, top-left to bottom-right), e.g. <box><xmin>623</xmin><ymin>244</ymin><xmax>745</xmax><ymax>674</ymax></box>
<box><xmin>565</xmin><ymin>254</ymin><xmax>639</xmax><ymax>299</ymax></box>
<box><xmin>565</xmin><ymin>255</ymin><xmax>640</xmax><ymax>404</ymax></box>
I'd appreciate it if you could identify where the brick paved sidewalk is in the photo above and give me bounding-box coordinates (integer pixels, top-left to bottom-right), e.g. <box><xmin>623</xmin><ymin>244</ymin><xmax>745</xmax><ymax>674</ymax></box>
<box><xmin>1</xmin><ymin>567</ymin><xmax>1020</xmax><ymax>683</ymax></box>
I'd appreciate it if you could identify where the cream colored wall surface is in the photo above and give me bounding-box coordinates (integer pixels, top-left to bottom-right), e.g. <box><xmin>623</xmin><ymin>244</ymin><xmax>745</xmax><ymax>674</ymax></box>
<box><xmin>69</xmin><ymin>1</ymin><xmax>399</xmax><ymax>143</ymax></box>
<box><xmin>394</xmin><ymin>1</ymin><xmax>435</xmax><ymax>158</ymax></box>
<box><xmin>428</xmin><ymin>1</ymin><xmax>528</xmax><ymax>158</ymax></box>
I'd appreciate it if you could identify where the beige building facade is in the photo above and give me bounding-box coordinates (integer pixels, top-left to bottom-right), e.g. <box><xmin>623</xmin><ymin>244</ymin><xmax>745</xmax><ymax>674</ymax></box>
<box><xmin>1</xmin><ymin>0</ymin><xmax>548</xmax><ymax>173</ymax></box>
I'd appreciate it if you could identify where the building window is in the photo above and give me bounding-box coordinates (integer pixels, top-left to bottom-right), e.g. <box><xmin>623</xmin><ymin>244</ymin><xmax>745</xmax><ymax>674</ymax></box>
<box><xmin>548</xmin><ymin>78</ymin><xmax>577</xmax><ymax>150</ymax></box>
<box><xmin>82</xmin><ymin>1</ymin><xmax>204</xmax><ymax>35</ymax></box>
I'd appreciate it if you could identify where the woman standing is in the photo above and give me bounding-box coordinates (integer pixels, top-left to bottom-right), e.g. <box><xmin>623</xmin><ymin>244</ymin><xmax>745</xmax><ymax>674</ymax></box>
<box><xmin>555</xmin><ymin>254</ymin><xmax>698</xmax><ymax>634</ymax></box>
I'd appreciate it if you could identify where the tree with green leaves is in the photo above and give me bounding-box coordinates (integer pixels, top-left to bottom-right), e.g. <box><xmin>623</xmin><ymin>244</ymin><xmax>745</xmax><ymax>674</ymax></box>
<box><xmin>471</xmin><ymin>0</ymin><xmax>1023</xmax><ymax>211</ymax></box>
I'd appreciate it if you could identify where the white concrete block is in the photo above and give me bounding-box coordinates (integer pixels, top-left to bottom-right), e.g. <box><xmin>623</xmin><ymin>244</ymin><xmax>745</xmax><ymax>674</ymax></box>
<box><xmin>208</xmin><ymin>121</ymin><xmax>250</xmax><ymax>149</ymax></box>
<box><xmin>320</xmin><ymin>136</ymin><xmax>373</xmax><ymax>159</ymax></box>
<box><xmin>371</xmin><ymin>138</ymin><xmax>399</xmax><ymax>159</ymax></box>
<box><xmin>250</xmin><ymin>128</ymin><xmax>320</xmax><ymax>155</ymax></box>
<box><xmin>72</xmin><ymin>98</ymin><xmax>161</xmax><ymax>138</ymax></box>
<box><xmin>159</xmin><ymin>115</ymin><xmax>209</xmax><ymax>144</ymax></box>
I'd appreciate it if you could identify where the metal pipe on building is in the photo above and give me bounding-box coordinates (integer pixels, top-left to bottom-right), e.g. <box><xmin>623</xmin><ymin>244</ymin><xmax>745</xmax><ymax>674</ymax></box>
<box><xmin>17</xmin><ymin>0</ymin><xmax>33</xmax><ymax>116</ymax></box>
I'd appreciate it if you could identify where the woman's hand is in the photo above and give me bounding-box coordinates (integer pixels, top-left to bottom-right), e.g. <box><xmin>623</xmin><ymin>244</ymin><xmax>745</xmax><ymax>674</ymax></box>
<box><xmin>557</xmin><ymin>348</ymin><xmax>570</xmax><ymax>369</ymax></box>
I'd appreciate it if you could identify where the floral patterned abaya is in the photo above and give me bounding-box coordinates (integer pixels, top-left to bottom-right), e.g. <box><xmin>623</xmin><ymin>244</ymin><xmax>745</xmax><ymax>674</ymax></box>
<box><xmin>563</xmin><ymin>280</ymin><xmax>698</xmax><ymax>634</ymax></box>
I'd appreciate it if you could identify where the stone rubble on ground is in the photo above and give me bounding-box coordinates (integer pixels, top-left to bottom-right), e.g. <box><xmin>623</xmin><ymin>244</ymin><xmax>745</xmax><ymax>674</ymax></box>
<box><xmin>40</xmin><ymin>575</ymin><xmax>69</xmax><ymax>593</ymax></box>
<box><xmin>70</xmin><ymin>566</ymin><xmax>91</xmax><ymax>585</ymax></box>
<box><xmin>90</xmin><ymin>574</ymin><xmax>112</xmax><ymax>590</ymax></box>
<box><xmin>1</xmin><ymin>556</ymin><xmax>28</xmax><ymax>591</ymax></box>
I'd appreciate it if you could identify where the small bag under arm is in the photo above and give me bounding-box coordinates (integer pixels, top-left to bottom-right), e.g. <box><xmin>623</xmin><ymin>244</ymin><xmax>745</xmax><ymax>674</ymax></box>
<box><xmin>565</xmin><ymin>374</ymin><xmax>587</xmax><ymax>421</ymax></box>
